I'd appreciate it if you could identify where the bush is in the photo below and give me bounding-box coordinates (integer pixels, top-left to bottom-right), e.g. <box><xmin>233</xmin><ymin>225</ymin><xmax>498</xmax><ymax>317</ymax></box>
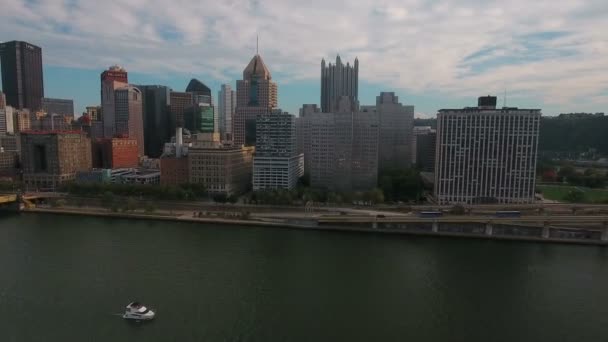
<box><xmin>450</xmin><ymin>204</ymin><xmax>466</xmax><ymax>215</ymax></box>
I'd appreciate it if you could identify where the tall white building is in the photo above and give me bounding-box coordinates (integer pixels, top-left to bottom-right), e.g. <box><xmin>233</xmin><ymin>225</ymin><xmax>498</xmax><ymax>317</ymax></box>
<box><xmin>253</xmin><ymin>110</ymin><xmax>304</xmax><ymax>191</ymax></box>
<box><xmin>0</xmin><ymin>106</ymin><xmax>15</xmax><ymax>134</ymax></box>
<box><xmin>218</xmin><ymin>84</ymin><xmax>236</xmax><ymax>140</ymax></box>
<box><xmin>435</xmin><ymin>96</ymin><xmax>541</xmax><ymax>204</ymax></box>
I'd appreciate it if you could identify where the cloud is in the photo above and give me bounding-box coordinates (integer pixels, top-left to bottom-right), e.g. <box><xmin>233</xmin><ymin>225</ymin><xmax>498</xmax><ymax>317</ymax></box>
<box><xmin>1</xmin><ymin>0</ymin><xmax>607</xmax><ymax>113</ymax></box>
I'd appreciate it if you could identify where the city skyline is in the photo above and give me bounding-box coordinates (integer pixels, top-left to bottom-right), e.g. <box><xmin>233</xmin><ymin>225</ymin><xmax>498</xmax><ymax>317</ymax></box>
<box><xmin>1</xmin><ymin>0</ymin><xmax>607</xmax><ymax>117</ymax></box>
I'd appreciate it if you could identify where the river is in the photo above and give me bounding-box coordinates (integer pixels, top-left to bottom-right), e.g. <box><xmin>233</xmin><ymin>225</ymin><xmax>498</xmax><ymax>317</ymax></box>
<box><xmin>1</xmin><ymin>213</ymin><xmax>607</xmax><ymax>341</ymax></box>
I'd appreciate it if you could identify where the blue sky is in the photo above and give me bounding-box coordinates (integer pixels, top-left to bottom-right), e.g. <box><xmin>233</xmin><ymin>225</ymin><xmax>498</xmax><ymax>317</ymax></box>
<box><xmin>2</xmin><ymin>0</ymin><xmax>607</xmax><ymax>117</ymax></box>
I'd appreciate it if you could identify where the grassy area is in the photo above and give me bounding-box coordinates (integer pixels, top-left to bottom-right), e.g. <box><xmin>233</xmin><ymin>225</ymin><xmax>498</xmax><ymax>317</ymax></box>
<box><xmin>538</xmin><ymin>185</ymin><xmax>608</xmax><ymax>203</ymax></box>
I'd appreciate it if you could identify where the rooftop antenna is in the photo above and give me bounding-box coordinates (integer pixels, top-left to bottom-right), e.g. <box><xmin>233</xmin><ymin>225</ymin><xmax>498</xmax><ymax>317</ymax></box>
<box><xmin>503</xmin><ymin>88</ymin><xmax>507</xmax><ymax>108</ymax></box>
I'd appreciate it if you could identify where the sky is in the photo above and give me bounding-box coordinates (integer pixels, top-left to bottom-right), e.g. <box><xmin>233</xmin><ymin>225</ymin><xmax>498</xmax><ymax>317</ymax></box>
<box><xmin>1</xmin><ymin>0</ymin><xmax>607</xmax><ymax>118</ymax></box>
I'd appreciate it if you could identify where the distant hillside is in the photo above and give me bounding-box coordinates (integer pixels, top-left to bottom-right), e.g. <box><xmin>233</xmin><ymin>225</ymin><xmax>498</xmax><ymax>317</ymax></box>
<box><xmin>539</xmin><ymin>114</ymin><xmax>608</xmax><ymax>154</ymax></box>
<box><xmin>414</xmin><ymin>113</ymin><xmax>608</xmax><ymax>155</ymax></box>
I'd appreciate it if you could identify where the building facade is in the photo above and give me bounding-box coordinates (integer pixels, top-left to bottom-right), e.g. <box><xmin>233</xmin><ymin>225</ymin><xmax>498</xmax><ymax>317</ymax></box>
<box><xmin>41</xmin><ymin>98</ymin><xmax>74</xmax><ymax>120</ymax></box>
<box><xmin>0</xmin><ymin>92</ymin><xmax>5</xmax><ymax>109</ymax></box>
<box><xmin>135</xmin><ymin>85</ymin><xmax>171</xmax><ymax>158</ymax></box>
<box><xmin>297</xmin><ymin>105</ymin><xmax>379</xmax><ymax>192</ymax></box>
<box><xmin>101</xmin><ymin>65</ymin><xmax>128</xmax><ymax>137</ymax></box>
<box><xmin>20</xmin><ymin>131</ymin><xmax>92</xmax><ymax>190</ymax></box>
<box><xmin>435</xmin><ymin>96</ymin><xmax>541</xmax><ymax>204</ymax></box>
<box><xmin>114</xmin><ymin>86</ymin><xmax>144</xmax><ymax>157</ymax></box>
<box><xmin>92</xmin><ymin>138</ymin><xmax>139</xmax><ymax>169</ymax></box>
<box><xmin>0</xmin><ymin>106</ymin><xmax>15</xmax><ymax>134</ymax></box>
<box><xmin>184</xmin><ymin>103</ymin><xmax>215</xmax><ymax>134</ymax></box>
<box><xmin>375</xmin><ymin>92</ymin><xmax>414</xmax><ymax>170</ymax></box>
<box><xmin>0</xmin><ymin>41</ymin><xmax>44</xmax><ymax>110</ymax></box>
<box><xmin>188</xmin><ymin>138</ymin><xmax>254</xmax><ymax>195</ymax></box>
<box><xmin>218</xmin><ymin>84</ymin><xmax>236</xmax><ymax>140</ymax></box>
<box><xmin>13</xmin><ymin>109</ymin><xmax>31</xmax><ymax>133</ymax></box>
<box><xmin>86</xmin><ymin>106</ymin><xmax>102</xmax><ymax>121</ymax></box>
<box><xmin>170</xmin><ymin>91</ymin><xmax>193</xmax><ymax>129</ymax></box>
<box><xmin>253</xmin><ymin>110</ymin><xmax>304</xmax><ymax>191</ymax></box>
<box><xmin>321</xmin><ymin>55</ymin><xmax>359</xmax><ymax>113</ymax></box>
<box><xmin>234</xmin><ymin>54</ymin><xmax>278</xmax><ymax>146</ymax></box>
<box><xmin>414</xmin><ymin>127</ymin><xmax>436</xmax><ymax>172</ymax></box>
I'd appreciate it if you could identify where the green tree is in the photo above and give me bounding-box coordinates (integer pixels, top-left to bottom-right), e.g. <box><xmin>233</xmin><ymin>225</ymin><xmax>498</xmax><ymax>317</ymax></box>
<box><xmin>565</xmin><ymin>190</ymin><xmax>585</xmax><ymax>203</ymax></box>
<box><xmin>213</xmin><ymin>193</ymin><xmax>228</xmax><ymax>203</ymax></box>
<box><xmin>450</xmin><ymin>204</ymin><xmax>466</xmax><ymax>215</ymax></box>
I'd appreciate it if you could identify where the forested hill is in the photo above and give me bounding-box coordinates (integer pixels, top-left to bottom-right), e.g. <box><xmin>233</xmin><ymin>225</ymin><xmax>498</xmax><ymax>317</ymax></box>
<box><xmin>539</xmin><ymin>114</ymin><xmax>608</xmax><ymax>154</ymax></box>
<box><xmin>415</xmin><ymin>113</ymin><xmax>608</xmax><ymax>154</ymax></box>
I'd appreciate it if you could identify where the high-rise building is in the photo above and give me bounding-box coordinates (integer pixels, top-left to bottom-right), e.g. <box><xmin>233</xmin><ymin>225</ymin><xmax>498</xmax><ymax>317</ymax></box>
<box><xmin>321</xmin><ymin>55</ymin><xmax>359</xmax><ymax>113</ymax></box>
<box><xmin>0</xmin><ymin>41</ymin><xmax>44</xmax><ymax>110</ymax></box>
<box><xmin>101</xmin><ymin>65</ymin><xmax>128</xmax><ymax>137</ymax></box>
<box><xmin>234</xmin><ymin>54</ymin><xmax>278</xmax><ymax>146</ymax></box>
<box><xmin>13</xmin><ymin>109</ymin><xmax>31</xmax><ymax>133</ymax></box>
<box><xmin>416</xmin><ymin>129</ymin><xmax>436</xmax><ymax>173</ymax></box>
<box><xmin>135</xmin><ymin>85</ymin><xmax>171</xmax><ymax>158</ymax></box>
<box><xmin>184</xmin><ymin>103</ymin><xmax>214</xmax><ymax>134</ymax></box>
<box><xmin>86</xmin><ymin>106</ymin><xmax>102</xmax><ymax>121</ymax></box>
<box><xmin>435</xmin><ymin>96</ymin><xmax>541</xmax><ymax>204</ymax></box>
<box><xmin>297</xmin><ymin>101</ymin><xmax>379</xmax><ymax>192</ymax></box>
<box><xmin>20</xmin><ymin>131</ymin><xmax>92</xmax><ymax>190</ymax></box>
<box><xmin>169</xmin><ymin>91</ymin><xmax>193</xmax><ymax>129</ymax></box>
<box><xmin>186</xmin><ymin>78</ymin><xmax>212</xmax><ymax>104</ymax></box>
<box><xmin>41</xmin><ymin>98</ymin><xmax>74</xmax><ymax>120</ymax></box>
<box><xmin>114</xmin><ymin>86</ymin><xmax>144</xmax><ymax>157</ymax></box>
<box><xmin>253</xmin><ymin>110</ymin><xmax>304</xmax><ymax>191</ymax></box>
<box><xmin>373</xmin><ymin>92</ymin><xmax>414</xmax><ymax>170</ymax></box>
<box><xmin>218</xmin><ymin>84</ymin><xmax>236</xmax><ymax>140</ymax></box>
<box><xmin>0</xmin><ymin>92</ymin><xmax>6</xmax><ymax>109</ymax></box>
<box><xmin>0</xmin><ymin>106</ymin><xmax>15</xmax><ymax>134</ymax></box>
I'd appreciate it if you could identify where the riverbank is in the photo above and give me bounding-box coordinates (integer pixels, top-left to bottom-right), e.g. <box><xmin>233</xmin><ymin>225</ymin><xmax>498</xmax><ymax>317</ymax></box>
<box><xmin>22</xmin><ymin>206</ymin><xmax>608</xmax><ymax>246</ymax></box>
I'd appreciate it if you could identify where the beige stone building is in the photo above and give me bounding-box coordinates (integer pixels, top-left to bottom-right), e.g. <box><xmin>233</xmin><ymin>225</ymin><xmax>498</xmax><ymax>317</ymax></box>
<box><xmin>188</xmin><ymin>134</ymin><xmax>254</xmax><ymax>195</ymax></box>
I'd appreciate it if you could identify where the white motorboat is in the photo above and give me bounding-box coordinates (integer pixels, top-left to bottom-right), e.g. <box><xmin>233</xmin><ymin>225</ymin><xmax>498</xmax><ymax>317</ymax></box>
<box><xmin>123</xmin><ymin>302</ymin><xmax>155</xmax><ymax>321</ymax></box>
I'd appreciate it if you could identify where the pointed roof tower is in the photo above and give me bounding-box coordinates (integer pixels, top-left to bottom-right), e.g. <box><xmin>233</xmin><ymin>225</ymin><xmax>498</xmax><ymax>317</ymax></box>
<box><xmin>243</xmin><ymin>54</ymin><xmax>272</xmax><ymax>80</ymax></box>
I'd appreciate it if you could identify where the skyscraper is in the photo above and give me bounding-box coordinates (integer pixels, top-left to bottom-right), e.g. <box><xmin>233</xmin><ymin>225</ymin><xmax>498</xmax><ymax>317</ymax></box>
<box><xmin>135</xmin><ymin>85</ymin><xmax>171</xmax><ymax>158</ymax></box>
<box><xmin>169</xmin><ymin>91</ymin><xmax>193</xmax><ymax>129</ymax></box>
<box><xmin>186</xmin><ymin>78</ymin><xmax>212</xmax><ymax>104</ymax></box>
<box><xmin>218</xmin><ymin>84</ymin><xmax>236</xmax><ymax>140</ymax></box>
<box><xmin>320</xmin><ymin>55</ymin><xmax>358</xmax><ymax>113</ymax></box>
<box><xmin>435</xmin><ymin>96</ymin><xmax>541</xmax><ymax>204</ymax></box>
<box><xmin>234</xmin><ymin>54</ymin><xmax>278</xmax><ymax>146</ymax></box>
<box><xmin>41</xmin><ymin>98</ymin><xmax>75</xmax><ymax>120</ymax></box>
<box><xmin>101</xmin><ymin>65</ymin><xmax>128</xmax><ymax>138</ymax></box>
<box><xmin>0</xmin><ymin>41</ymin><xmax>44</xmax><ymax>110</ymax></box>
<box><xmin>0</xmin><ymin>106</ymin><xmax>14</xmax><ymax>134</ymax></box>
<box><xmin>253</xmin><ymin>110</ymin><xmax>304</xmax><ymax>191</ymax></box>
<box><xmin>184</xmin><ymin>103</ymin><xmax>214</xmax><ymax>134</ymax></box>
<box><xmin>297</xmin><ymin>101</ymin><xmax>379</xmax><ymax>192</ymax></box>
<box><xmin>375</xmin><ymin>92</ymin><xmax>414</xmax><ymax>170</ymax></box>
<box><xmin>115</xmin><ymin>86</ymin><xmax>144</xmax><ymax>157</ymax></box>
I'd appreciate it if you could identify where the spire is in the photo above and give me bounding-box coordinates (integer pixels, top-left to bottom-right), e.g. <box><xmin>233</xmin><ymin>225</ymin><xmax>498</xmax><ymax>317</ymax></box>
<box><xmin>256</xmin><ymin>34</ymin><xmax>259</xmax><ymax>55</ymax></box>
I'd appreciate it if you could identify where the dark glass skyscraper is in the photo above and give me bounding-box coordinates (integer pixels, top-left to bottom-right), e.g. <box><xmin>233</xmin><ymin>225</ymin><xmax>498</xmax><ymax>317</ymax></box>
<box><xmin>320</xmin><ymin>55</ymin><xmax>358</xmax><ymax>113</ymax></box>
<box><xmin>0</xmin><ymin>41</ymin><xmax>44</xmax><ymax>110</ymax></box>
<box><xmin>135</xmin><ymin>85</ymin><xmax>171</xmax><ymax>158</ymax></box>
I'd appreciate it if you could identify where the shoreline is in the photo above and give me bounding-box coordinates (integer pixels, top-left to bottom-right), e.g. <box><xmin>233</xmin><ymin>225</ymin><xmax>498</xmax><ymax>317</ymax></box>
<box><xmin>21</xmin><ymin>207</ymin><xmax>608</xmax><ymax>247</ymax></box>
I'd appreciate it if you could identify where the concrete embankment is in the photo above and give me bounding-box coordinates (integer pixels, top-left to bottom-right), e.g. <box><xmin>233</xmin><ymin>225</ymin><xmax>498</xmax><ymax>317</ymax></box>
<box><xmin>20</xmin><ymin>206</ymin><xmax>608</xmax><ymax>246</ymax></box>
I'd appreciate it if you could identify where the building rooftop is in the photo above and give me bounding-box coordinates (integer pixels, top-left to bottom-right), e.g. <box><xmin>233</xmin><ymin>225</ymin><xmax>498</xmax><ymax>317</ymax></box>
<box><xmin>243</xmin><ymin>54</ymin><xmax>271</xmax><ymax>80</ymax></box>
<box><xmin>185</xmin><ymin>79</ymin><xmax>211</xmax><ymax>95</ymax></box>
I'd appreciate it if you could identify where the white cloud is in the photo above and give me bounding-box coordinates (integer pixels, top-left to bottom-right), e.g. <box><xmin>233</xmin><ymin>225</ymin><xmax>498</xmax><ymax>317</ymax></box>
<box><xmin>1</xmin><ymin>0</ymin><xmax>607</xmax><ymax>113</ymax></box>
